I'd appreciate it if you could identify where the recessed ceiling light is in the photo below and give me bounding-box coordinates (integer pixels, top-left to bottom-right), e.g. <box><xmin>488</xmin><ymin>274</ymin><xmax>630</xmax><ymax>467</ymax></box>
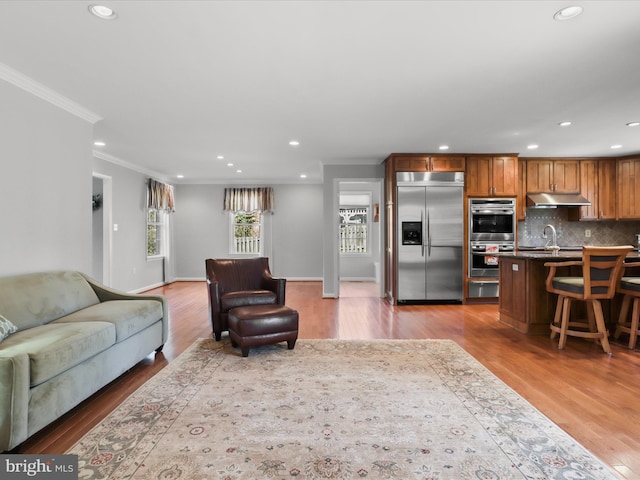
<box><xmin>289</xmin><ymin>140</ymin><xmax>300</xmax><ymax>147</ymax></box>
<box><xmin>176</xmin><ymin>174</ymin><xmax>184</xmax><ymax>179</ymax></box>
<box><xmin>439</xmin><ymin>145</ymin><xmax>449</xmax><ymax>150</ymax></box>
<box><xmin>611</xmin><ymin>144</ymin><xmax>623</xmax><ymax>149</ymax></box>
<box><xmin>216</xmin><ymin>155</ymin><xmax>224</xmax><ymax>160</ymax></box>
<box><xmin>627</xmin><ymin>122</ymin><xmax>640</xmax><ymax>127</ymax></box>
<box><xmin>227</xmin><ymin>162</ymin><xmax>234</xmax><ymax>167</ymax></box>
<box><xmin>300</xmin><ymin>174</ymin><xmax>307</xmax><ymax>179</ymax></box>
<box><xmin>558</xmin><ymin>121</ymin><xmax>572</xmax><ymax>127</ymax></box>
<box><xmin>553</xmin><ymin>6</ymin><xmax>583</xmax><ymax>21</ymax></box>
<box><xmin>236</xmin><ymin>169</ymin><xmax>242</xmax><ymax>173</ymax></box>
<box><xmin>527</xmin><ymin>144</ymin><xmax>539</xmax><ymax>150</ymax></box>
<box><xmin>93</xmin><ymin>141</ymin><xmax>106</xmax><ymax>146</ymax></box>
<box><xmin>88</xmin><ymin>5</ymin><xmax>117</xmax><ymax>20</ymax></box>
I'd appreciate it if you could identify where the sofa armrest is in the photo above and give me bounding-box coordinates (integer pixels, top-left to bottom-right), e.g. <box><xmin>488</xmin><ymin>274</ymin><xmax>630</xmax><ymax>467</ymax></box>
<box><xmin>0</xmin><ymin>354</ymin><xmax>30</xmax><ymax>451</ymax></box>
<box><xmin>80</xmin><ymin>273</ymin><xmax>169</xmax><ymax>345</ymax></box>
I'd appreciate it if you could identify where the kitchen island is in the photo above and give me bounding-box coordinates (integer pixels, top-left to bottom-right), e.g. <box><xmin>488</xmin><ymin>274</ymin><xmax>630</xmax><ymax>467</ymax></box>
<box><xmin>497</xmin><ymin>249</ymin><xmax>640</xmax><ymax>335</ymax></box>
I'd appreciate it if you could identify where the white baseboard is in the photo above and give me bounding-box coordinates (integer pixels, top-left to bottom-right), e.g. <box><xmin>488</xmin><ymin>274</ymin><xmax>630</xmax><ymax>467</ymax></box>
<box><xmin>130</xmin><ymin>282</ymin><xmax>166</xmax><ymax>293</ymax></box>
<box><xmin>171</xmin><ymin>277</ymin><xmax>324</xmax><ymax>283</ymax></box>
<box><xmin>339</xmin><ymin>277</ymin><xmax>377</xmax><ymax>282</ymax></box>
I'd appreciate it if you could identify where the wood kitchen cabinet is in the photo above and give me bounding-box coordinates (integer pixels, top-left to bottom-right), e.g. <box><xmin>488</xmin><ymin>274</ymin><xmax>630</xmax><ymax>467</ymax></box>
<box><xmin>390</xmin><ymin>154</ymin><xmax>465</xmax><ymax>172</ymax></box>
<box><xmin>498</xmin><ymin>257</ymin><xmax>530</xmax><ymax>332</ymax></box>
<box><xmin>617</xmin><ymin>156</ymin><xmax>640</xmax><ymax>219</ymax></box>
<box><xmin>430</xmin><ymin>155</ymin><xmax>466</xmax><ymax>172</ymax></box>
<box><xmin>526</xmin><ymin>158</ymin><xmax>580</xmax><ymax>193</ymax></box>
<box><xmin>465</xmin><ymin>155</ymin><xmax>518</xmax><ymax>197</ymax></box>
<box><xmin>517</xmin><ymin>158</ymin><xmax>527</xmax><ymax>220</ymax></box>
<box><xmin>597</xmin><ymin>159</ymin><xmax>617</xmax><ymax>219</ymax></box>
<box><xmin>576</xmin><ymin>158</ymin><xmax>617</xmax><ymax>221</ymax></box>
<box><xmin>577</xmin><ymin>159</ymin><xmax>598</xmax><ymax>220</ymax></box>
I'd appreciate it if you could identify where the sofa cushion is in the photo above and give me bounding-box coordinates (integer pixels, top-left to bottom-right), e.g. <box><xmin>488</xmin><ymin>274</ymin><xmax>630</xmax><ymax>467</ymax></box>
<box><xmin>52</xmin><ymin>300</ymin><xmax>163</xmax><ymax>343</ymax></box>
<box><xmin>0</xmin><ymin>322</ymin><xmax>115</xmax><ymax>386</ymax></box>
<box><xmin>0</xmin><ymin>271</ymin><xmax>100</xmax><ymax>330</ymax></box>
<box><xmin>221</xmin><ymin>290</ymin><xmax>277</xmax><ymax>312</ymax></box>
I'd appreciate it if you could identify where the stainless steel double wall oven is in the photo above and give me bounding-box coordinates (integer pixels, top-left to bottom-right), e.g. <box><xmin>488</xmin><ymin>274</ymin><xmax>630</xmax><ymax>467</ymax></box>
<box><xmin>468</xmin><ymin>198</ymin><xmax>516</xmax><ymax>297</ymax></box>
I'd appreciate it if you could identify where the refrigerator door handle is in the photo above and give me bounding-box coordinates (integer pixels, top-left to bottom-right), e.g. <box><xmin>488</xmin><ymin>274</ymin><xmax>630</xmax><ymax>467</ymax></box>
<box><xmin>426</xmin><ymin>209</ymin><xmax>431</xmax><ymax>257</ymax></box>
<box><xmin>421</xmin><ymin>210</ymin><xmax>425</xmax><ymax>257</ymax></box>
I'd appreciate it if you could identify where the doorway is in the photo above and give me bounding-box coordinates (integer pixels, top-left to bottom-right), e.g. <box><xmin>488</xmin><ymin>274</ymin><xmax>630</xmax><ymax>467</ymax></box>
<box><xmin>338</xmin><ymin>180</ymin><xmax>383</xmax><ymax>298</ymax></box>
<box><xmin>92</xmin><ymin>173</ymin><xmax>112</xmax><ymax>285</ymax></box>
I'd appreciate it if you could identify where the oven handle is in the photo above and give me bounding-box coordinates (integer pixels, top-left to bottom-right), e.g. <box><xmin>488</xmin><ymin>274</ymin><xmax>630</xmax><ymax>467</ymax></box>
<box><xmin>471</xmin><ymin>208</ymin><xmax>515</xmax><ymax>215</ymax></box>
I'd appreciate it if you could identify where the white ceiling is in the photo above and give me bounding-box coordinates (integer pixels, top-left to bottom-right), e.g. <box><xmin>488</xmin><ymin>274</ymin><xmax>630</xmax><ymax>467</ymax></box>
<box><xmin>1</xmin><ymin>1</ymin><xmax>639</xmax><ymax>184</ymax></box>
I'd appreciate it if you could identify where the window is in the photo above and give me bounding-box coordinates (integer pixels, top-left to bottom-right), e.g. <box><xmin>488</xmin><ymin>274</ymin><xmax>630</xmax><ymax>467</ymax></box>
<box><xmin>339</xmin><ymin>207</ymin><xmax>368</xmax><ymax>254</ymax></box>
<box><xmin>147</xmin><ymin>208</ymin><xmax>165</xmax><ymax>257</ymax></box>
<box><xmin>230</xmin><ymin>210</ymin><xmax>263</xmax><ymax>255</ymax></box>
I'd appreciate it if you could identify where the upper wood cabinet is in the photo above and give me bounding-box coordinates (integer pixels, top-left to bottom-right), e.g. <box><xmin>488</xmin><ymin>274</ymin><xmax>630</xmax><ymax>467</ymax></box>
<box><xmin>574</xmin><ymin>159</ymin><xmax>616</xmax><ymax>221</ymax></box>
<box><xmin>392</xmin><ymin>155</ymin><xmax>429</xmax><ymax>172</ymax></box>
<box><xmin>526</xmin><ymin>159</ymin><xmax>580</xmax><ymax>193</ymax></box>
<box><xmin>597</xmin><ymin>159</ymin><xmax>617</xmax><ymax>220</ymax></box>
<box><xmin>517</xmin><ymin>158</ymin><xmax>527</xmax><ymax>221</ymax></box>
<box><xmin>617</xmin><ymin>156</ymin><xmax>640</xmax><ymax>219</ymax></box>
<box><xmin>465</xmin><ymin>155</ymin><xmax>518</xmax><ymax>197</ymax></box>
<box><xmin>390</xmin><ymin>154</ymin><xmax>465</xmax><ymax>173</ymax></box>
<box><xmin>577</xmin><ymin>159</ymin><xmax>598</xmax><ymax>220</ymax></box>
<box><xmin>430</xmin><ymin>155</ymin><xmax>466</xmax><ymax>172</ymax></box>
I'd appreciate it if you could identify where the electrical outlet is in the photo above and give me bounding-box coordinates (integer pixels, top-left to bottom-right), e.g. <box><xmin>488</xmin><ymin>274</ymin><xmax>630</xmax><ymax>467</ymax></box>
<box><xmin>585</xmin><ymin>229</ymin><xmax>591</xmax><ymax>238</ymax></box>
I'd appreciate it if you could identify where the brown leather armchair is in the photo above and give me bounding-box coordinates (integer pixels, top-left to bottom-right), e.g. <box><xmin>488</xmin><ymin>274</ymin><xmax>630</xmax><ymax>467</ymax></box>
<box><xmin>205</xmin><ymin>257</ymin><xmax>286</xmax><ymax>341</ymax></box>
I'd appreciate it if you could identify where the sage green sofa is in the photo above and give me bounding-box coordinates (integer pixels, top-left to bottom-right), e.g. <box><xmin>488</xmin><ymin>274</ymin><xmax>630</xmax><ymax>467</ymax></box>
<box><xmin>0</xmin><ymin>271</ymin><xmax>168</xmax><ymax>452</ymax></box>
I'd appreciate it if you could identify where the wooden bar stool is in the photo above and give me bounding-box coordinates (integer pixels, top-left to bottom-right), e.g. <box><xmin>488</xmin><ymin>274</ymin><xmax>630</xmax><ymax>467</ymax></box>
<box><xmin>614</xmin><ymin>261</ymin><xmax>640</xmax><ymax>349</ymax></box>
<box><xmin>545</xmin><ymin>246</ymin><xmax>633</xmax><ymax>354</ymax></box>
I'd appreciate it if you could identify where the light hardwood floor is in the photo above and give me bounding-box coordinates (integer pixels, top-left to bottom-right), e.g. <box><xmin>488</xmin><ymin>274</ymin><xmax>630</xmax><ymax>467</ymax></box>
<box><xmin>18</xmin><ymin>281</ymin><xmax>640</xmax><ymax>479</ymax></box>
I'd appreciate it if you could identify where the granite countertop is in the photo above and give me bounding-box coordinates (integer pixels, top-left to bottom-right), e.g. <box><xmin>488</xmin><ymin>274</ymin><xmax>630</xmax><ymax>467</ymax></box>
<box><xmin>497</xmin><ymin>247</ymin><xmax>640</xmax><ymax>259</ymax></box>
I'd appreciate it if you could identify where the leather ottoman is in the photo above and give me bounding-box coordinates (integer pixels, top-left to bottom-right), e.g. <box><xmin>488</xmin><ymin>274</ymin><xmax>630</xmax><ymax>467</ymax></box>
<box><xmin>228</xmin><ymin>304</ymin><xmax>299</xmax><ymax>357</ymax></box>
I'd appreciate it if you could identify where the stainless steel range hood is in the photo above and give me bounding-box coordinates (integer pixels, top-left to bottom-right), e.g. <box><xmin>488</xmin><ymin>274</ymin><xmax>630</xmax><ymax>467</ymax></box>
<box><xmin>526</xmin><ymin>193</ymin><xmax>591</xmax><ymax>208</ymax></box>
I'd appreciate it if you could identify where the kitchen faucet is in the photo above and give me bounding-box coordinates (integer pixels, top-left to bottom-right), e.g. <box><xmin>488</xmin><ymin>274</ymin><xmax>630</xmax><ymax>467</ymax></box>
<box><xmin>542</xmin><ymin>224</ymin><xmax>559</xmax><ymax>254</ymax></box>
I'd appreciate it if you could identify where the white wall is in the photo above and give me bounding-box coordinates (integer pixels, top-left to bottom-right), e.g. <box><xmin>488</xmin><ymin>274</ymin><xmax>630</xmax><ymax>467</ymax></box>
<box><xmin>172</xmin><ymin>183</ymin><xmax>323</xmax><ymax>279</ymax></box>
<box><xmin>270</xmin><ymin>184</ymin><xmax>323</xmax><ymax>279</ymax></box>
<box><xmin>0</xmin><ymin>80</ymin><xmax>93</xmax><ymax>277</ymax></box>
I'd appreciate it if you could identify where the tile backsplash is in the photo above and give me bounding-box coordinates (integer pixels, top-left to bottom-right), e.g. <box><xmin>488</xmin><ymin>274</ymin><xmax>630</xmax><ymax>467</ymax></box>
<box><xmin>518</xmin><ymin>208</ymin><xmax>640</xmax><ymax>249</ymax></box>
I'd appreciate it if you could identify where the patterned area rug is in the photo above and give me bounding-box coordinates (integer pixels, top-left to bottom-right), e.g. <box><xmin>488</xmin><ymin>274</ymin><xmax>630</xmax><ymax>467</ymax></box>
<box><xmin>67</xmin><ymin>339</ymin><xmax>621</xmax><ymax>479</ymax></box>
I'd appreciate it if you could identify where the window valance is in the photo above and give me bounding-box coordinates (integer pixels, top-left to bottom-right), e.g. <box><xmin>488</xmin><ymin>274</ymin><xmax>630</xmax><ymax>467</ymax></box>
<box><xmin>147</xmin><ymin>179</ymin><xmax>175</xmax><ymax>212</ymax></box>
<box><xmin>223</xmin><ymin>187</ymin><xmax>274</xmax><ymax>213</ymax></box>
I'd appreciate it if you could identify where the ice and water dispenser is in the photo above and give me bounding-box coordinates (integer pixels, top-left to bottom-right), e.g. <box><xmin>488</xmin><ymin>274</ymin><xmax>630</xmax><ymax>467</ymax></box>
<box><xmin>402</xmin><ymin>222</ymin><xmax>422</xmax><ymax>246</ymax></box>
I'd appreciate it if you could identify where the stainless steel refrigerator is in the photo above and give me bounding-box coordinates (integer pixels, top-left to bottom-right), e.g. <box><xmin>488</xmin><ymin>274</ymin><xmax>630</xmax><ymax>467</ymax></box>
<box><xmin>396</xmin><ymin>171</ymin><xmax>464</xmax><ymax>303</ymax></box>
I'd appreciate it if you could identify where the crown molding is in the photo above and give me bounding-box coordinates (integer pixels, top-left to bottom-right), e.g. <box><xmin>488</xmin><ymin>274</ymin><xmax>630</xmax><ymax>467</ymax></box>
<box><xmin>175</xmin><ymin>177</ymin><xmax>323</xmax><ymax>185</ymax></box>
<box><xmin>0</xmin><ymin>62</ymin><xmax>102</xmax><ymax>124</ymax></box>
<box><xmin>93</xmin><ymin>150</ymin><xmax>169</xmax><ymax>182</ymax></box>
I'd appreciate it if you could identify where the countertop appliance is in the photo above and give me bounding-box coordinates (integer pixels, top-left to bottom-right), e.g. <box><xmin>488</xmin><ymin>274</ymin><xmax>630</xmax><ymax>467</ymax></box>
<box><xmin>396</xmin><ymin>171</ymin><xmax>464</xmax><ymax>303</ymax></box>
